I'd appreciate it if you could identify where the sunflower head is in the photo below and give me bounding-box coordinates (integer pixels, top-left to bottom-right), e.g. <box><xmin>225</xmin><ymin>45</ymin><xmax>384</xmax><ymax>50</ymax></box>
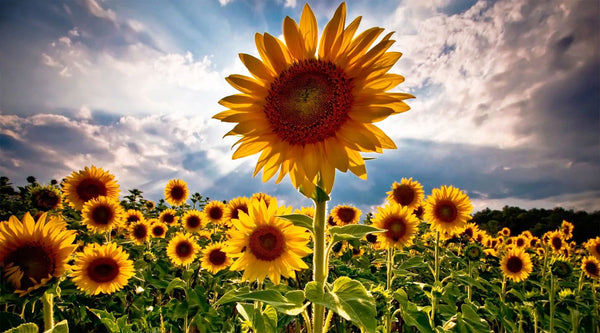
<box><xmin>464</xmin><ymin>243</ymin><xmax>484</xmax><ymax>261</ymax></box>
<box><xmin>294</xmin><ymin>206</ymin><xmax>315</xmax><ymax>219</ymax></box>
<box><xmin>182</xmin><ymin>209</ymin><xmax>205</xmax><ymax>233</ymax></box>
<box><xmin>461</xmin><ymin>222</ymin><xmax>480</xmax><ymax>240</ymax></box>
<box><xmin>0</xmin><ymin>213</ymin><xmax>77</xmax><ymax>296</ymax></box>
<box><xmin>226</xmin><ymin>197</ymin><xmax>311</xmax><ymax>285</ymax></box>
<box><xmin>63</xmin><ymin>166</ymin><xmax>120</xmax><ymax>211</ymax></box>
<box><xmin>424</xmin><ymin>186</ymin><xmax>473</xmax><ymax>235</ymax></box>
<box><xmin>71</xmin><ymin>242</ymin><xmax>135</xmax><ymax>295</ymax></box>
<box><xmin>386</xmin><ymin>178</ymin><xmax>424</xmax><ymax>211</ymax></box>
<box><xmin>329</xmin><ymin>205</ymin><xmax>361</xmax><ymax>226</ymax></box>
<box><xmin>560</xmin><ymin>220</ymin><xmax>574</xmax><ymax>240</ymax></box>
<box><xmin>547</xmin><ymin>231</ymin><xmax>565</xmax><ymax>254</ymax></box>
<box><xmin>581</xmin><ymin>256</ymin><xmax>600</xmax><ymax>279</ymax></box>
<box><xmin>150</xmin><ymin>220</ymin><xmax>168</xmax><ymax>238</ymax></box>
<box><xmin>499</xmin><ymin>227</ymin><xmax>511</xmax><ymax>238</ymax></box>
<box><xmin>166</xmin><ymin>232</ymin><xmax>201</xmax><ymax>267</ymax></box>
<box><xmin>124</xmin><ymin>210</ymin><xmax>145</xmax><ymax>225</ymax></box>
<box><xmin>372</xmin><ymin>203</ymin><xmax>420</xmax><ymax>250</ymax></box>
<box><xmin>164</xmin><ymin>179</ymin><xmax>189</xmax><ymax>206</ymax></box>
<box><xmin>29</xmin><ymin>185</ymin><xmax>63</xmax><ymax>211</ymax></box>
<box><xmin>551</xmin><ymin>257</ymin><xmax>573</xmax><ymax>279</ymax></box>
<box><xmin>203</xmin><ymin>201</ymin><xmax>229</xmax><ymax>226</ymax></box>
<box><xmin>129</xmin><ymin>221</ymin><xmax>151</xmax><ymax>245</ymax></box>
<box><xmin>81</xmin><ymin>196</ymin><xmax>125</xmax><ymax>234</ymax></box>
<box><xmin>214</xmin><ymin>3</ymin><xmax>413</xmax><ymax>195</ymax></box>
<box><xmin>201</xmin><ymin>242</ymin><xmax>233</xmax><ymax>274</ymax></box>
<box><xmin>227</xmin><ymin>197</ymin><xmax>251</xmax><ymax>220</ymax></box>
<box><xmin>159</xmin><ymin>208</ymin><xmax>179</xmax><ymax>226</ymax></box>
<box><xmin>585</xmin><ymin>237</ymin><xmax>600</xmax><ymax>260</ymax></box>
<box><xmin>500</xmin><ymin>248</ymin><xmax>533</xmax><ymax>283</ymax></box>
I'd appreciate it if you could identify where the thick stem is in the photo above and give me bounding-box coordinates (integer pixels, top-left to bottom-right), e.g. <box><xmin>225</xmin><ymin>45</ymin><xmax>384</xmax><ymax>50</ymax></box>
<box><xmin>42</xmin><ymin>292</ymin><xmax>54</xmax><ymax>331</ymax></box>
<box><xmin>313</xmin><ymin>199</ymin><xmax>327</xmax><ymax>333</ymax></box>
<box><xmin>467</xmin><ymin>260</ymin><xmax>472</xmax><ymax>303</ymax></box>
<box><xmin>549</xmin><ymin>275</ymin><xmax>556</xmax><ymax>333</ymax></box>
<box><xmin>386</xmin><ymin>248</ymin><xmax>395</xmax><ymax>333</ymax></box>
<box><xmin>429</xmin><ymin>231</ymin><xmax>440</xmax><ymax>328</ymax></box>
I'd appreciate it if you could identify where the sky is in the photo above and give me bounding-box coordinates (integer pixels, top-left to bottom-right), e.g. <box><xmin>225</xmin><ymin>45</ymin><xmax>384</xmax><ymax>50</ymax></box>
<box><xmin>1</xmin><ymin>0</ymin><xmax>599</xmax><ymax>214</ymax></box>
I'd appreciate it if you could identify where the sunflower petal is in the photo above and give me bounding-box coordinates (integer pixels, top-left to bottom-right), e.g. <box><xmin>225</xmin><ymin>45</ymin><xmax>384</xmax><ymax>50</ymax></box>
<box><xmin>239</xmin><ymin>53</ymin><xmax>275</xmax><ymax>82</ymax></box>
<box><xmin>318</xmin><ymin>2</ymin><xmax>346</xmax><ymax>60</ymax></box>
<box><xmin>299</xmin><ymin>4</ymin><xmax>318</xmax><ymax>58</ymax></box>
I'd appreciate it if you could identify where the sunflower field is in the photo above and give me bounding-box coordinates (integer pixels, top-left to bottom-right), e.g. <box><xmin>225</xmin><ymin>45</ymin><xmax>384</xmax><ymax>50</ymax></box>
<box><xmin>1</xmin><ymin>2</ymin><xmax>599</xmax><ymax>333</ymax></box>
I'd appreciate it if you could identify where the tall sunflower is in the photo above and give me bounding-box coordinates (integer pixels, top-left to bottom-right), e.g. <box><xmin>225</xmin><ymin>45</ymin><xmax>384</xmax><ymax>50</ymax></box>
<box><xmin>201</xmin><ymin>242</ymin><xmax>233</xmax><ymax>274</ymax></box>
<box><xmin>81</xmin><ymin>196</ymin><xmax>125</xmax><ymax>234</ymax></box>
<box><xmin>166</xmin><ymin>232</ymin><xmax>200</xmax><ymax>267</ymax></box>
<box><xmin>63</xmin><ymin>166</ymin><xmax>120</xmax><ymax>211</ymax></box>
<box><xmin>386</xmin><ymin>178</ymin><xmax>424</xmax><ymax>211</ymax></box>
<box><xmin>500</xmin><ymin>248</ymin><xmax>533</xmax><ymax>282</ymax></box>
<box><xmin>182</xmin><ymin>210</ymin><xmax>205</xmax><ymax>233</ymax></box>
<box><xmin>0</xmin><ymin>213</ymin><xmax>76</xmax><ymax>296</ymax></box>
<box><xmin>329</xmin><ymin>204</ymin><xmax>361</xmax><ymax>226</ymax></box>
<box><xmin>226</xmin><ymin>198</ymin><xmax>312</xmax><ymax>285</ymax></box>
<box><xmin>372</xmin><ymin>204</ymin><xmax>419</xmax><ymax>249</ymax></box>
<box><xmin>561</xmin><ymin>220</ymin><xmax>574</xmax><ymax>240</ymax></box>
<box><xmin>164</xmin><ymin>179</ymin><xmax>189</xmax><ymax>206</ymax></box>
<box><xmin>71</xmin><ymin>242</ymin><xmax>135</xmax><ymax>295</ymax></box>
<box><xmin>213</xmin><ymin>3</ymin><xmax>412</xmax><ymax>194</ymax></box>
<box><xmin>423</xmin><ymin>185</ymin><xmax>473</xmax><ymax>235</ymax></box>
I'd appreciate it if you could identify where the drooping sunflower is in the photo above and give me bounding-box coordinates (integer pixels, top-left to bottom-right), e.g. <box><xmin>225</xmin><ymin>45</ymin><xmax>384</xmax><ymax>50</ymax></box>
<box><xmin>150</xmin><ymin>220</ymin><xmax>168</xmax><ymax>238</ymax></box>
<box><xmin>159</xmin><ymin>208</ymin><xmax>179</xmax><ymax>227</ymax></box>
<box><xmin>581</xmin><ymin>256</ymin><xmax>600</xmax><ymax>279</ymax></box>
<box><xmin>164</xmin><ymin>179</ymin><xmax>189</xmax><ymax>206</ymax></box>
<box><xmin>201</xmin><ymin>242</ymin><xmax>233</xmax><ymax>274</ymax></box>
<box><xmin>372</xmin><ymin>203</ymin><xmax>419</xmax><ymax>249</ymax></box>
<box><xmin>81</xmin><ymin>196</ymin><xmax>125</xmax><ymax>234</ymax></box>
<box><xmin>424</xmin><ymin>185</ymin><xmax>473</xmax><ymax>235</ymax></box>
<box><xmin>586</xmin><ymin>237</ymin><xmax>600</xmax><ymax>260</ymax></box>
<box><xmin>213</xmin><ymin>3</ymin><xmax>413</xmax><ymax>195</ymax></box>
<box><xmin>29</xmin><ymin>185</ymin><xmax>63</xmax><ymax>211</ymax></box>
<box><xmin>386</xmin><ymin>178</ymin><xmax>424</xmax><ymax>211</ymax></box>
<box><xmin>500</xmin><ymin>248</ymin><xmax>533</xmax><ymax>282</ymax></box>
<box><xmin>182</xmin><ymin>210</ymin><xmax>205</xmax><ymax>233</ymax></box>
<box><xmin>551</xmin><ymin>257</ymin><xmax>573</xmax><ymax>279</ymax></box>
<box><xmin>520</xmin><ymin>230</ymin><xmax>533</xmax><ymax>239</ymax></box>
<box><xmin>329</xmin><ymin>205</ymin><xmax>361</xmax><ymax>226</ymax></box>
<box><xmin>464</xmin><ymin>243</ymin><xmax>484</xmax><ymax>261</ymax></box>
<box><xmin>226</xmin><ymin>198</ymin><xmax>312</xmax><ymax>285</ymax></box>
<box><xmin>124</xmin><ymin>210</ymin><xmax>145</xmax><ymax>225</ymax></box>
<box><xmin>71</xmin><ymin>242</ymin><xmax>135</xmax><ymax>295</ymax></box>
<box><xmin>166</xmin><ymin>232</ymin><xmax>200</xmax><ymax>267</ymax></box>
<box><xmin>0</xmin><ymin>213</ymin><xmax>76</xmax><ymax>296</ymax></box>
<box><xmin>129</xmin><ymin>221</ymin><xmax>151</xmax><ymax>245</ymax></box>
<box><xmin>226</xmin><ymin>196</ymin><xmax>251</xmax><ymax>221</ymax></box>
<box><xmin>203</xmin><ymin>201</ymin><xmax>228</xmax><ymax>226</ymax></box>
<box><xmin>63</xmin><ymin>166</ymin><xmax>120</xmax><ymax>211</ymax></box>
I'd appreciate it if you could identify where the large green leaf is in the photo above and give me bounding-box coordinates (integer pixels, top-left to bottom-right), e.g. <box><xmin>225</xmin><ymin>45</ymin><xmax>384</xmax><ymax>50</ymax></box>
<box><xmin>4</xmin><ymin>323</ymin><xmax>38</xmax><ymax>333</ymax></box>
<box><xmin>277</xmin><ymin>214</ymin><xmax>314</xmax><ymax>233</ymax></box>
<box><xmin>215</xmin><ymin>287</ymin><xmax>306</xmax><ymax>316</ymax></box>
<box><xmin>455</xmin><ymin>303</ymin><xmax>492</xmax><ymax>333</ymax></box>
<box><xmin>165</xmin><ymin>277</ymin><xmax>188</xmax><ymax>294</ymax></box>
<box><xmin>305</xmin><ymin>277</ymin><xmax>377</xmax><ymax>333</ymax></box>
<box><xmin>328</xmin><ymin>225</ymin><xmax>384</xmax><ymax>243</ymax></box>
<box><xmin>393</xmin><ymin>289</ymin><xmax>433</xmax><ymax>333</ymax></box>
<box><xmin>43</xmin><ymin>320</ymin><xmax>69</xmax><ymax>333</ymax></box>
<box><xmin>88</xmin><ymin>308</ymin><xmax>119</xmax><ymax>333</ymax></box>
<box><xmin>235</xmin><ymin>303</ymin><xmax>277</xmax><ymax>333</ymax></box>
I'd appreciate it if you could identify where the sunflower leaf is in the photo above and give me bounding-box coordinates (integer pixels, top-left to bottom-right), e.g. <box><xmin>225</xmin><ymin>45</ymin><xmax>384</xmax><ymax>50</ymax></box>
<box><xmin>215</xmin><ymin>288</ymin><xmax>306</xmax><ymax>316</ymax></box>
<box><xmin>277</xmin><ymin>214</ymin><xmax>314</xmax><ymax>233</ymax></box>
<box><xmin>87</xmin><ymin>308</ymin><xmax>119</xmax><ymax>333</ymax></box>
<box><xmin>165</xmin><ymin>277</ymin><xmax>188</xmax><ymax>294</ymax></box>
<box><xmin>43</xmin><ymin>320</ymin><xmax>68</xmax><ymax>333</ymax></box>
<box><xmin>305</xmin><ymin>277</ymin><xmax>377</xmax><ymax>333</ymax></box>
<box><xmin>3</xmin><ymin>323</ymin><xmax>38</xmax><ymax>333</ymax></box>
<box><xmin>329</xmin><ymin>224</ymin><xmax>385</xmax><ymax>243</ymax></box>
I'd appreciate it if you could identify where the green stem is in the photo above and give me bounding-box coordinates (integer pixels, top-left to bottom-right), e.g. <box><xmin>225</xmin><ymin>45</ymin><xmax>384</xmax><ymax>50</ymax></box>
<box><xmin>323</xmin><ymin>310</ymin><xmax>334</xmax><ymax>333</ymax></box>
<box><xmin>302</xmin><ymin>309</ymin><xmax>313</xmax><ymax>333</ymax></box>
<box><xmin>549</xmin><ymin>274</ymin><xmax>556</xmax><ymax>333</ymax></box>
<box><xmin>386</xmin><ymin>248</ymin><xmax>395</xmax><ymax>333</ymax></box>
<box><xmin>313</xmin><ymin>198</ymin><xmax>327</xmax><ymax>333</ymax></box>
<box><xmin>429</xmin><ymin>231</ymin><xmax>440</xmax><ymax>328</ymax></box>
<box><xmin>467</xmin><ymin>260</ymin><xmax>472</xmax><ymax>303</ymax></box>
<box><xmin>42</xmin><ymin>292</ymin><xmax>54</xmax><ymax>331</ymax></box>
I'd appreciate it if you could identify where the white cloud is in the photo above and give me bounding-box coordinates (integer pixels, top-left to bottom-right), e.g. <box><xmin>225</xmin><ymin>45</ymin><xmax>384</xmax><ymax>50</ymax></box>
<box><xmin>85</xmin><ymin>0</ymin><xmax>117</xmax><ymax>23</ymax></box>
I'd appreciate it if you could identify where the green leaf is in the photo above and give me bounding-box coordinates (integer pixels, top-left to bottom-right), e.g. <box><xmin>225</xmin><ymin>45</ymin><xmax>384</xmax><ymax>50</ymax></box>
<box><xmin>459</xmin><ymin>303</ymin><xmax>492</xmax><ymax>332</ymax></box>
<box><xmin>4</xmin><ymin>323</ymin><xmax>38</xmax><ymax>333</ymax></box>
<box><xmin>277</xmin><ymin>214</ymin><xmax>314</xmax><ymax>233</ymax></box>
<box><xmin>88</xmin><ymin>308</ymin><xmax>119</xmax><ymax>333</ymax></box>
<box><xmin>235</xmin><ymin>303</ymin><xmax>277</xmax><ymax>333</ymax></box>
<box><xmin>393</xmin><ymin>289</ymin><xmax>433</xmax><ymax>333</ymax></box>
<box><xmin>165</xmin><ymin>277</ymin><xmax>188</xmax><ymax>294</ymax></box>
<box><xmin>305</xmin><ymin>277</ymin><xmax>377</xmax><ymax>333</ymax></box>
<box><xmin>43</xmin><ymin>320</ymin><xmax>68</xmax><ymax>333</ymax></box>
<box><xmin>328</xmin><ymin>224</ymin><xmax>384</xmax><ymax>243</ymax></box>
<box><xmin>450</xmin><ymin>272</ymin><xmax>487</xmax><ymax>291</ymax></box>
<box><xmin>398</xmin><ymin>256</ymin><xmax>429</xmax><ymax>270</ymax></box>
<box><xmin>215</xmin><ymin>288</ymin><xmax>306</xmax><ymax>316</ymax></box>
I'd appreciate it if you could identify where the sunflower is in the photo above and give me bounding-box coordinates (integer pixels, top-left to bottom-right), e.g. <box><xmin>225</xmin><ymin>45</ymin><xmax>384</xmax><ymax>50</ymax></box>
<box><xmin>182</xmin><ymin>210</ymin><xmax>205</xmax><ymax>233</ymax></box>
<box><xmin>71</xmin><ymin>242</ymin><xmax>135</xmax><ymax>295</ymax></box>
<box><xmin>196</xmin><ymin>230</ymin><xmax>213</xmax><ymax>243</ymax></box>
<box><xmin>150</xmin><ymin>221</ymin><xmax>168</xmax><ymax>238</ymax></box>
<box><xmin>226</xmin><ymin>198</ymin><xmax>311</xmax><ymax>285</ymax></box>
<box><xmin>586</xmin><ymin>237</ymin><xmax>600</xmax><ymax>260</ymax></box>
<box><xmin>464</xmin><ymin>243</ymin><xmax>484</xmax><ymax>261</ymax></box>
<box><xmin>144</xmin><ymin>200</ymin><xmax>156</xmax><ymax>210</ymax></box>
<box><xmin>461</xmin><ymin>222</ymin><xmax>480</xmax><ymax>240</ymax></box>
<box><xmin>372</xmin><ymin>204</ymin><xmax>419</xmax><ymax>249</ymax></box>
<box><xmin>166</xmin><ymin>232</ymin><xmax>200</xmax><ymax>266</ymax></box>
<box><xmin>514</xmin><ymin>235</ymin><xmax>528</xmax><ymax>249</ymax></box>
<box><xmin>424</xmin><ymin>186</ymin><xmax>473</xmax><ymax>235</ymax></box>
<box><xmin>0</xmin><ymin>213</ymin><xmax>76</xmax><ymax>296</ymax></box>
<box><xmin>547</xmin><ymin>231</ymin><xmax>566</xmax><ymax>254</ymax></box>
<box><xmin>124</xmin><ymin>210</ymin><xmax>145</xmax><ymax>225</ymax></box>
<box><xmin>201</xmin><ymin>242</ymin><xmax>233</xmax><ymax>274</ymax></box>
<box><xmin>581</xmin><ymin>256</ymin><xmax>600</xmax><ymax>279</ymax></box>
<box><xmin>227</xmin><ymin>197</ymin><xmax>251</xmax><ymax>221</ymax></box>
<box><xmin>551</xmin><ymin>257</ymin><xmax>573</xmax><ymax>279</ymax></box>
<box><xmin>129</xmin><ymin>221</ymin><xmax>150</xmax><ymax>245</ymax></box>
<box><xmin>81</xmin><ymin>196</ymin><xmax>125</xmax><ymax>234</ymax></box>
<box><xmin>528</xmin><ymin>237</ymin><xmax>541</xmax><ymax>248</ymax></box>
<box><xmin>213</xmin><ymin>3</ymin><xmax>412</xmax><ymax>195</ymax></box>
<box><xmin>520</xmin><ymin>230</ymin><xmax>533</xmax><ymax>239</ymax></box>
<box><xmin>329</xmin><ymin>205</ymin><xmax>361</xmax><ymax>226</ymax></box>
<box><xmin>251</xmin><ymin>193</ymin><xmax>273</xmax><ymax>207</ymax></box>
<box><xmin>164</xmin><ymin>179</ymin><xmax>189</xmax><ymax>206</ymax></box>
<box><xmin>30</xmin><ymin>185</ymin><xmax>63</xmax><ymax>211</ymax></box>
<box><xmin>159</xmin><ymin>208</ymin><xmax>179</xmax><ymax>227</ymax></box>
<box><xmin>203</xmin><ymin>201</ymin><xmax>228</xmax><ymax>226</ymax></box>
<box><xmin>500</xmin><ymin>248</ymin><xmax>533</xmax><ymax>282</ymax></box>
<box><xmin>386</xmin><ymin>178</ymin><xmax>424</xmax><ymax>211</ymax></box>
<box><xmin>498</xmin><ymin>227</ymin><xmax>511</xmax><ymax>238</ymax></box>
<box><xmin>63</xmin><ymin>166</ymin><xmax>120</xmax><ymax>211</ymax></box>
<box><xmin>561</xmin><ymin>220</ymin><xmax>574</xmax><ymax>240</ymax></box>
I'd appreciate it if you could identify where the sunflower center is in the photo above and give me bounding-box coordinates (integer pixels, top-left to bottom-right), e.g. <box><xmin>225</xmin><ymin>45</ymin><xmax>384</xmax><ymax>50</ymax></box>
<box><xmin>516</xmin><ymin>238</ymin><xmax>525</xmax><ymax>247</ymax></box>
<box><xmin>87</xmin><ymin>258</ymin><xmax>120</xmax><ymax>283</ymax></box>
<box><xmin>170</xmin><ymin>186</ymin><xmax>185</xmax><ymax>200</ymax></box>
<box><xmin>152</xmin><ymin>226</ymin><xmax>165</xmax><ymax>237</ymax></box>
<box><xmin>230</xmin><ymin>205</ymin><xmax>248</xmax><ymax>220</ymax></box>
<box><xmin>92</xmin><ymin>206</ymin><xmax>113</xmax><ymax>225</ymax></box>
<box><xmin>366</xmin><ymin>233</ymin><xmax>378</xmax><ymax>244</ymax></box>
<box><xmin>506</xmin><ymin>256</ymin><xmax>523</xmax><ymax>273</ymax></box>
<box><xmin>435</xmin><ymin>201</ymin><xmax>458</xmax><ymax>223</ymax></box>
<box><xmin>162</xmin><ymin>213</ymin><xmax>175</xmax><ymax>224</ymax></box>
<box><xmin>464</xmin><ymin>228</ymin><xmax>474</xmax><ymax>238</ymax></box>
<box><xmin>585</xmin><ymin>262</ymin><xmax>599</xmax><ymax>275</ymax></box>
<box><xmin>33</xmin><ymin>189</ymin><xmax>60</xmax><ymax>211</ymax></box>
<box><xmin>76</xmin><ymin>179</ymin><xmax>106</xmax><ymax>202</ymax></box>
<box><xmin>127</xmin><ymin>215</ymin><xmax>140</xmax><ymax>223</ymax></box>
<box><xmin>208</xmin><ymin>207</ymin><xmax>223</xmax><ymax>220</ymax></box>
<box><xmin>385</xmin><ymin>217</ymin><xmax>407</xmax><ymax>242</ymax></box>
<box><xmin>336</xmin><ymin>207</ymin><xmax>356</xmax><ymax>224</ymax></box>
<box><xmin>467</xmin><ymin>247</ymin><xmax>481</xmax><ymax>258</ymax></box>
<box><xmin>209</xmin><ymin>249</ymin><xmax>227</xmax><ymax>266</ymax></box>
<box><xmin>264</xmin><ymin>59</ymin><xmax>353</xmax><ymax>146</ymax></box>
<box><xmin>595</xmin><ymin>243</ymin><xmax>600</xmax><ymax>254</ymax></box>
<box><xmin>133</xmin><ymin>224</ymin><xmax>148</xmax><ymax>239</ymax></box>
<box><xmin>176</xmin><ymin>241</ymin><xmax>193</xmax><ymax>258</ymax></box>
<box><xmin>7</xmin><ymin>245</ymin><xmax>54</xmax><ymax>288</ymax></box>
<box><xmin>551</xmin><ymin>237</ymin><xmax>562</xmax><ymax>250</ymax></box>
<box><xmin>249</xmin><ymin>225</ymin><xmax>285</xmax><ymax>261</ymax></box>
<box><xmin>186</xmin><ymin>216</ymin><xmax>201</xmax><ymax>228</ymax></box>
<box><xmin>393</xmin><ymin>185</ymin><xmax>415</xmax><ymax>206</ymax></box>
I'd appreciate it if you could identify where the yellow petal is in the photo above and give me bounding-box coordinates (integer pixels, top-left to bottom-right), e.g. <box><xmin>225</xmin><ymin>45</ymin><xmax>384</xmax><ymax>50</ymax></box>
<box><xmin>318</xmin><ymin>2</ymin><xmax>346</xmax><ymax>61</ymax></box>
<box><xmin>299</xmin><ymin>3</ymin><xmax>318</xmax><ymax>58</ymax></box>
<box><xmin>346</xmin><ymin>148</ymin><xmax>367</xmax><ymax>179</ymax></box>
<box><xmin>239</xmin><ymin>53</ymin><xmax>275</xmax><ymax>82</ymax></box>
<box><xmin>232</xmin><ymin>140</ymin><xmax>271</xmax><ymax>159</ymax></box>
<box><xmin>324</xmin><ymin>138</ymin><xmax>349</xmax><ymax>171</ymax></box>
<box><xmin>349</xmin><ymin>105</ymin><xmax>395</xmax><ymax>123</ymax></box>
<box><xmin>283</xmin><ymin>16</ymin><xmax>305</xmax><ymax>61</ymax></box>
<box><xmin>225</xmin><ymin>74</ymin><xmax>266</xmax><ymax>95</ymax></box>
<box><xmin>364</xmin><ymin>73</ymin><xmax>405</xmax><ymax>91</ymax></box>
<box><xmin>262</xmin><ymin>33</ymin><xmax>291</xmax><ymax>74</ymax></box>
